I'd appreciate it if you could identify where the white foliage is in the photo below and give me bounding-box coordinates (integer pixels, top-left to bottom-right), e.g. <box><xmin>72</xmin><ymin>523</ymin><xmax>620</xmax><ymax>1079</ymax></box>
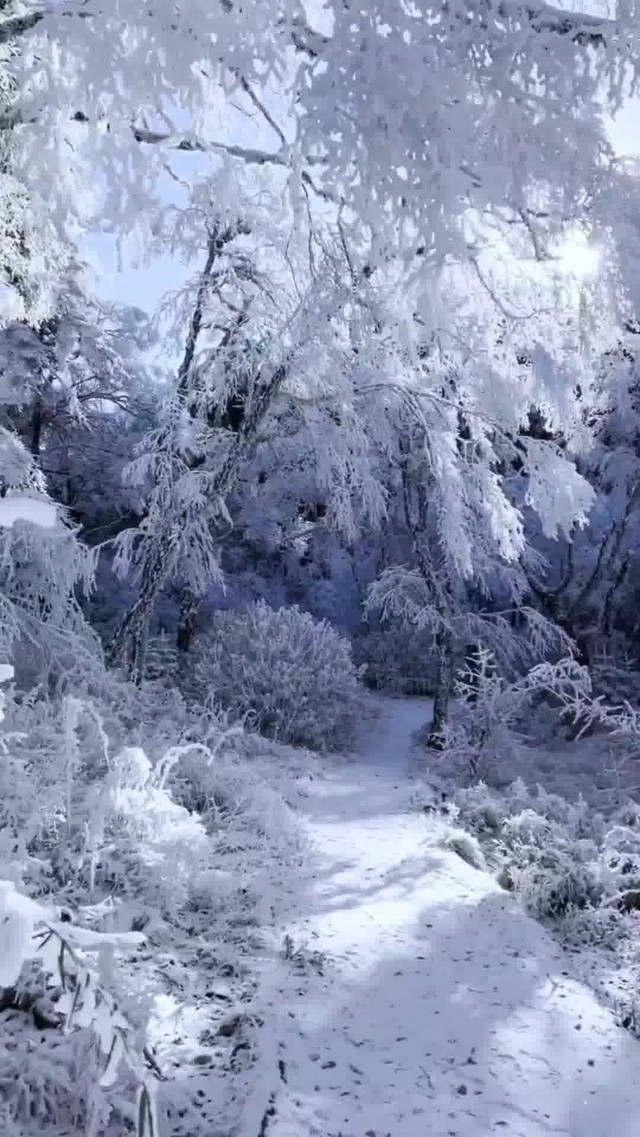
<box><xmin>440</xmin><ymin>652</ymin><xmax>594</xmax><ymax>785</ymax></box>
<box><xmin>8</xmin><ymin>0</ymin><xmax>632</xmax><ymax>270</ymax></box>
<box><xmin>524</xmin><ymin>440</ymin><xmax>595</xmax><ymax>540</ymax></box>
<box><xmin>0</xmin><ymin>427</ymin><xmax>99</xmax><ymax>676</ymax></box>
<box><xmin>0</xmin><ymin>880</ymin><xmax>44</xmax><ymax>986</ymax></box>
<box><xmin>439</xmin><ymin>827</ymin><xmax>486</xmax><ymax>871</ymax></box>
<box><xmin>86</xmin><ymin>744</ymin><xmax>212</xmax><ymax>913</ymax></box>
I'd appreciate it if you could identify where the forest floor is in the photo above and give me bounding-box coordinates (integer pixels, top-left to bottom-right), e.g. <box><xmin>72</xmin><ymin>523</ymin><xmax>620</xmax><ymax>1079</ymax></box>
<box><xmin>239</xmin><ymin>696</ymin><xmax>640</xmax><ymax>1137</ymax></box>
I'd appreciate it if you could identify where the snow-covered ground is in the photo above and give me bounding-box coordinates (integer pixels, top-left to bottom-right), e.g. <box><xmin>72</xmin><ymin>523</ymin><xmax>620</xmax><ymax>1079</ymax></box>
<box><xmin>241</xmin><ymin>696</ymin><xmax>640</xmax><ymax>1137</ymax></box>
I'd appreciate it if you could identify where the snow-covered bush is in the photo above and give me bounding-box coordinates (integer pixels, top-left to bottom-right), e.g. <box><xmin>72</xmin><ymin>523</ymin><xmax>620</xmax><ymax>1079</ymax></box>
<box><xmin>0</xmin><ymin>430</ymin><xmax>101</xmax><ymax>692</ymax></box>
<box><xmin>449</xmin><ymin>780</ymin><xmax>602</xmax><ymax>917</ymax></box>
<box><xmin>449</xmin><ymin>781</ymin><xmax>506</xmax><ymax>835</ymax></box>
<box><xmin>0</xmin><ymin>881</ymin><xmax>156</xmax><ymax>1136</ymax></box>
<box><xmin>508</xmin><ymin>835</ymin><xmax>602</xmax><ymax>919</ymax></box>
<box><xmin>589</xmin><ymin>639</ymin><xmax>640</xmax><ymax>707</ymax></box>
<box><xmin>85</xmin><ymin>745</ymin><xmax>213</xmax><ymax>917</ymax></box>
<box><xmin>192</xmin><ymin>601</ymin><xmax>365</xmax><ymax>751</ymax></box>
<box><xmin>0</xmin><ymin>651</ymin><xmax>305</xmax><ymax>1133</ymax></box>
<box><xmin>451</xmin><ymin>777</ymin><xmax>640</xmax><ymax>927</ymax></box>
<box><xmin>0</xmin><ymin>688</ymin><xmax>212</xmax><ymax>915</ymax></box>
<box><xmin>439</xmin><ymin>826</ymin><xmax>486</xmax><ymax>870</ymax></box>
<box><xmin>440</xmin><ymin>652</ymin><xmax>595</xmax><ymax>786</ymax></box>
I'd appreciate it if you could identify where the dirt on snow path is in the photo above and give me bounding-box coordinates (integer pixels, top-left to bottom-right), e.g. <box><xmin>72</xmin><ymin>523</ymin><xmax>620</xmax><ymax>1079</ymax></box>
<box><xmin>240</xmin><ymin>697</ymin><xmax>640</xmax><ymax>1137</ymax></box>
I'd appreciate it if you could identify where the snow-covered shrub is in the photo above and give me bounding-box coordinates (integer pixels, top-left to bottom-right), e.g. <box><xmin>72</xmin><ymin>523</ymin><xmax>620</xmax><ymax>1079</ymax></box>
<box><xmin>442</xmin><ymin>653</ymin><xmax>595</xmax><ymax>786</ymax></box>
<box><xmin>589</xmin><ymin>639</ymin><xmax>640</xmax><ymax>707</ymax></box>
<box><xmin>512</xmin><ymin>846</ymin><xmax>602</xmax><ymax>919</ymax></box>
<box><xmin>598</xmin><ymin>821</ymin><xmax>640</xmax><ymax>911</ymax></box>
<box><xmin>439</xmin><ymin>827</ymin><xmax>486</xmax><ymax>870</ymax></box>
<box><xmin>452</xmin><ymin>779</ymin><xmax>634</xmax><ymax>923</ymax></box>
<box><xmin>85</xmin><ymin>745</ymin><xmax>213</xmax><ymax>917</ymax></box>
<box><xmin>452</xmin><ymin>782</ymin><xmax>506</xmax><ymax>835</ymax></box>
<box><xmin>474</xmin><ymin>789</ymin><xmax>604</xmax><ymax>918</ymax></box>
<box><xmin>192</xmin><ymin>601</ymin><xmax>364</xmax><ymax>751</ymax></box>
<box><xmin>0</xmin><ymin>686</ymin><xmax>215</xmax><ymax>917</ymax></box>
<box><xmin>0</xmin><ymin>433</ymin><xmax>101</xmax><ymax>693</ymax></box>
<box><xmin>0</xmin><ymin>881</ymin><xmax>155</xmax><ymax>1136</ymax></box>
<box><xmin>560</xmin><ymin>904</ymin><xmax>626</xmax><ymax>949</ymax></box>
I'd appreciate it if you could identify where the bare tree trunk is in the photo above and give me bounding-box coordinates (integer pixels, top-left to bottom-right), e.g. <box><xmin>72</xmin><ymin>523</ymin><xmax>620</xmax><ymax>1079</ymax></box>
<box><xmin>177</xmin><ymin>589</ymin><xmax>200</xmax><ymax>653</ymax></box>
<box><xmin>563</xmin><ymin>483</ymin><xmax>639</xmax><ymax>637</ymax></box>
<box><xmin>397</xmin><ymin>422</ymin><xmax>458</xmax><ymax>744</ymax></box>
<box><xmin>427</xmin><ymin>628</ymin><xmax>454</xmax><ymax>749</ymax></box>
<box><xmin>107</xmin><ymin>535</ymin><xmax>177</xmax><ymax>683</ymax></box>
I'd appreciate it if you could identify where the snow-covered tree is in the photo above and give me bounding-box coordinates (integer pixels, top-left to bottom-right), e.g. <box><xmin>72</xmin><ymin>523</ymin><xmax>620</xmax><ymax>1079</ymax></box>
<box><xmin>5</xmin><ymin>0</ymin><xmax>638</xmax><ymax>254</ymax></box>
<box><xmin>362</xmin><ymin>232</ymin><xmax>611</xmax><ymax>740</ymax></box>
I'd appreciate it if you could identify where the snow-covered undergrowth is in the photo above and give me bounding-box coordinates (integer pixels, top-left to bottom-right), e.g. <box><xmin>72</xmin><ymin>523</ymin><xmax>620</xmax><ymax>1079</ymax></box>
<box><xmin>0</xmin><ymin>669</ymin><xmax>314</xmax><ymax>1137</ymax></box>
<box><xmin>431</xmin><ymin>777</ymin><xmax>640</xmax><ymax>1040</ymax></box>
<box><xmin>408</xmin><ymin>660</ymin><xmax>640</xmax><ymax>1042</ymax></box>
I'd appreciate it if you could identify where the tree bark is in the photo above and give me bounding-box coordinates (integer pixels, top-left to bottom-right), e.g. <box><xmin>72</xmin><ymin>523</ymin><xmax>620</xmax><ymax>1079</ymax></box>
<box><xmin>177</xmin><ymin>589</ymin><xmax>200</xmax><ymax>653</ymax></box>
<box><xmin>107</xmin><ymin>531</ymin><xmax>178</xmax><ymax>682</ymax></box>
<box><xmin>427</xmin><ymin>627</ymin><xmax>455</xmax><ymax>749</ymax></box>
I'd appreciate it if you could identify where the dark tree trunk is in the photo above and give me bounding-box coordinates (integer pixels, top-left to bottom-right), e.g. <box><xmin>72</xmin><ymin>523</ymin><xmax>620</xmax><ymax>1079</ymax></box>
<box><xmin>177</xmin><ymin>589</ymin><xmax>200</xmax><ymax>653</ymax></box>
<box><xmin>426</xmin><ymin>628</ymin><xmax>455</xmax><ymax>749</ymax></box>
<box><xmin>30</xmin><ymin>398</ymin><xmax>43</xmax><ymax>456</ymax></box>
<box><xmin>107</xmin><ymin>533</ymin><xmax>178</xmax><ymax>683</ymax></box>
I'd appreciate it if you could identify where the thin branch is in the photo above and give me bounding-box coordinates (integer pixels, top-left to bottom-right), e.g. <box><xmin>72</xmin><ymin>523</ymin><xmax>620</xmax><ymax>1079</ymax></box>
<box><xmin>337</xmin><ymin>203</ymin><xmax>356</xmax><ymax>285</ymax></box>
<box><xmin>176</xmin><ymin>219</ymin><xmax>250</xmax><ymax>398</ymax></box>
<box><xmin>132</xmin><ymin>126</ymin><xmax>280</xmax><ymax>164</ymax></box>
<box><xmin>237</xmin><ymin>75</ymin><xmax>287</xmax><ymax>149</ymax></box>
<box><xmin>468</xmin><ymin>254</ymin><xmax>554</xmax><ymax>322</ymax></box>
<box><xmin>517</xmin><ymin>207</ymin><xmax>551</xmax><ymax>262</ymax></box>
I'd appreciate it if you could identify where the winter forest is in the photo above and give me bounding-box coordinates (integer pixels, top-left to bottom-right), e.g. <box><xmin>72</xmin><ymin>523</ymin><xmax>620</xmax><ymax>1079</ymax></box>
<box><xmin>9</xmin><ymin>0</ymin><xmax>640</xmax><ymax>1134</ymax></box>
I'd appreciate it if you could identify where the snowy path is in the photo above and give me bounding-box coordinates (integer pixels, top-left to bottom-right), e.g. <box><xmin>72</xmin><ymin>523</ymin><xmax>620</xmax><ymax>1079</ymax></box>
<box><xmin>248</xmin><ymin>698</ymin><xmax>640</xmax><ymax>1137</ymax></box>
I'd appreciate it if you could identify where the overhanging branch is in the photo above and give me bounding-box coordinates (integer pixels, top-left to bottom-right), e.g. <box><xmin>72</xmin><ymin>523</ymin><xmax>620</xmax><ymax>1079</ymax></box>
<box><xmin>508</xmin><ymin>0</ymin><xmax>610</xmax><ymax>44</ymax></box>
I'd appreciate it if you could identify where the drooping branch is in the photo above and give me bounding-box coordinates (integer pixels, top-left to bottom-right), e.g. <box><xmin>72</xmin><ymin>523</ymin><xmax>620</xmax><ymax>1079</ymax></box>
<box><xmin>503</xmin><ymin>0</ymin><xmax>609</xmax><ymax>44</ymax></box>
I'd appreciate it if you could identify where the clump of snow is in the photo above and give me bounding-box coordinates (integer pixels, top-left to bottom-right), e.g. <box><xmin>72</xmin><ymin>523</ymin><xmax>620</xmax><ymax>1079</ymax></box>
<box><xmin>0</xmin><ymin>492</ymin><xmax>57</xmax><ymax>529</ymax></box>
<box><xmin>438</xmin><ymin>826</ymin><xmax>486</xmax><ymax>870</ymax></box>
<box><xmin>0</xmin><ymin>881</ymin><xmax>47</xmax><ymax>987</ymax></box>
